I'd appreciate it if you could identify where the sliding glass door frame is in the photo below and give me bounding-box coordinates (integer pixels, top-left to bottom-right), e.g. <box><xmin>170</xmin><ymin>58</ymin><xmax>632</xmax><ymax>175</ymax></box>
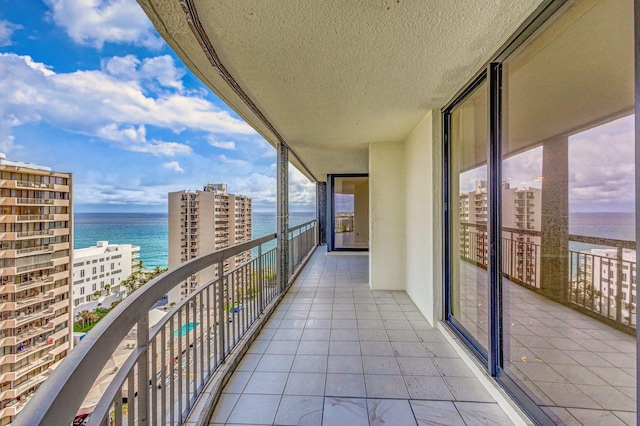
<box><xmin>440</xmin><ymin>0</ymin><xmax>640</xmax><ymax>423</ymax></box>
<box><xmin>443</xmin><ymin>71</ymin><xmax>490</xmax><ymax>365</ymax></box>
<box><xmin>328</xmin><ymin>173</ymin><xmax>369</xmax><ymax>252</ymax></box>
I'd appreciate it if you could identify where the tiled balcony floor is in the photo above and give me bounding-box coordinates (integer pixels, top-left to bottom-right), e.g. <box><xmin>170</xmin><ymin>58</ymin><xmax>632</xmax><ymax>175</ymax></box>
<box><xmin>457</xmin><ymin>261</ymin><xmax>636</xmax><ymax>425</ymax></box>
<box><xmin>210</xmin><ymin>248</ymin><xmax>512</xmax><ymax>425</ymax></box>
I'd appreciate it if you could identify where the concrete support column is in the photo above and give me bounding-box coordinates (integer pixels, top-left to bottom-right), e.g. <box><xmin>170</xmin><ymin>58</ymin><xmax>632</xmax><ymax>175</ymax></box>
<box><xmin>540</xmin><ymin>136</ymin><xmax>569</xmax><ymax>301</ymax></box>
<box><xmin>277</xmin><ymin>143</ymin><xmax>289</xmax><ymax>292</ymax></box>
<box><xmin>316</xmin><ymin>182</ymin><xmax>327</xmax><ymax>245</ymax></box>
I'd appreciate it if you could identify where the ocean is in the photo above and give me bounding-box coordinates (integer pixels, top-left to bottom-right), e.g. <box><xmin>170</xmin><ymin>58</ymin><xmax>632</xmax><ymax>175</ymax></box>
<box><xmin>569</xmin><ymin>212</ymin><xmax>635</xmax><ymax>242</ymax></box>
<box><xmin>74</xmin><ymin>211</ymin><xmax>633</xmax><ymax>269</ymax></box>
<box><xmin>73</xmin><ymin>211</ymin><xmax>316</xmax><ymax>269</ymax></box>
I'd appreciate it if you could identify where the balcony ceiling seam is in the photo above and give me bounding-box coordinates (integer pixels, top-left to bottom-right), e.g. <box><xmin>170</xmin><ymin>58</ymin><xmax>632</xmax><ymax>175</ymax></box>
<box><xmin>180</xmin><ymin>0</ymin><xmax>318</xmax><ymax>182</ymax></box>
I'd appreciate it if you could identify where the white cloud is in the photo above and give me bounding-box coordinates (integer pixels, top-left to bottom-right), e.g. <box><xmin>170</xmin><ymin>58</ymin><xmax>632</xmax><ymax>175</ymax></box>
<box><xmin>289</xmin><ymin>166</ymin><xmax>316</xmax><ymax>208</ymax></box>
<box><xmin>0</xmin><ymin>53</ymin><xmax>256</xmax><ymax>156</ymax></box>
<box><xmin>96</xmin><ymin>124</ymin><xmax>192</xmax><ymax>156</ymax></box>
<box><xmin>101</xmin><ymin>55</ymin><xmax>186</xmax><ymax>92</ymax></box>
<box><xmin>569</xmin><ymin>115</ymin><xmax>635</xmax><ymax>211</ymax></box>
<box><xmin>216</xmin><ymin>154</ymin><xmax>249</xmax><ymax>166</ymax></box>
<box><xmin>163</xmin><ymin>161</ymin><xmax>183</xmax><ymax>173</ymax></box>
<box><xmin>207</xmin><ymin>138</ymin><xmax>236</xmax><ymax>150</ymax></box>
<box><xmin>45</xmin><ymin>0</ymin><xmax>163</xmax><ymax>49</ymax></box>
<box><xmin>0</xmin><ymin>19</ymin><xmax>22</xmax><ymax>47</ymax></box>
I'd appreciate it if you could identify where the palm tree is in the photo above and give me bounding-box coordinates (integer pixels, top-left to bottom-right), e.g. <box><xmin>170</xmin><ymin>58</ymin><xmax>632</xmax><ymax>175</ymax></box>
<box><xmin>78</xmin><ymin>310</ymin><xmax>92</xmax><ymax>328</ymax></box>
<box><xmin>88</xmin><ymin>311</ymin><xmax>100</xmax><ymax>325</ymax></box>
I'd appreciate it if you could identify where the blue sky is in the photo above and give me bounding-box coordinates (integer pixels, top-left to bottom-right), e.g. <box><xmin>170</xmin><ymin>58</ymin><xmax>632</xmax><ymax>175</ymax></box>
<box><xmin>0</xmin><ymin>0</ymin><xmax>315</xmax><ymax>213</ymax></box>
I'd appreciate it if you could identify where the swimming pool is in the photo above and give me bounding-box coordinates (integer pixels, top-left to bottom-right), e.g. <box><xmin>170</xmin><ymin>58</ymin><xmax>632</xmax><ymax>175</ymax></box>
<box><xmin>173</xmin><ymin>322</ymin><xmax>200</xmax><ymax>336</ymax></box>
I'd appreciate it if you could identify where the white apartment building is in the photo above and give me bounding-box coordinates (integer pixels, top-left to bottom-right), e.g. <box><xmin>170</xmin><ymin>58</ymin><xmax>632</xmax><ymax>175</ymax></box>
<box><xmin>71</xmin><ymin>241</ymin><xmax>140</xmax><ymax>314</ymax></box>
<box><xmin>584</xmin><ymin>248</ymin><xmax>637</xmax><ymax>313</ymax></box>
<box><xmin>168</xmin><ymin>184</ymin><xmax>252</xmax><ymax>304</ymax></box>
<box><xmin>0</xmin><ymin>154</ymin><xmax>72</xmax><ymax>424</ymax></box>
<box><xmin>460</xmin><ymin>180</ymin><xmax>542</xmax><ymax>285</ymax></box>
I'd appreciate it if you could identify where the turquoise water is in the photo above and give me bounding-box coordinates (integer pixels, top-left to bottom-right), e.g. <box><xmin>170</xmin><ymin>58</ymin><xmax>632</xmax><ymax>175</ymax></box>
<box><xmin>174</xmin><ymin>322</ymin><xmax>200</xmax><ymax>336</ymax></box>
<box><xmin>74</xmin><ymin>213</ymin><xmax>169</xmax><ymax>269</ymax></box>
<box><xmin>73</xmin><ymin>211</ymin><xmax>316</xmax><ymax>269</ymax></box>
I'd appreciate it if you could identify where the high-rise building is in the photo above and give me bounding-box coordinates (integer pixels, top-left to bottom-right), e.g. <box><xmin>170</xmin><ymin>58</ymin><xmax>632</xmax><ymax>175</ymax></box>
<box><xmin>168</xmin><ymin>184</ymin><xmax>252</xmax><ymax>303</ymax></box>
<box><xmin>0</xmin><ymin>154</ymin><xmax>72</xmax><ymax>423</ymax></box>
<box><xmin>459</xmin><ymin>180</ymin><xmax>542</xmax><ymax>284</ymax></box>
<box><xmin>71</xmin><ymin>241</ymin><xmax>141</xmax><ymax>314</ymax></box>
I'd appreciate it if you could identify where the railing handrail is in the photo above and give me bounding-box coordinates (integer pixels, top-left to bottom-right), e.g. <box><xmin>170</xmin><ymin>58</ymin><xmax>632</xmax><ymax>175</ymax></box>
<box><xmin>568</xmin><ymin>233</ymin><xmax>636</xmax><ymax>250</ymax></box>
<box><xmin>460</xmin><ymin>221</ymin><xmax>636</xmax><ymax>249</ymax></box>
<box><xmin>14</xmin><ymin>232</ymin><xmax>277</xmax><ymax>426</ymax></box>
<box><xmin>287</xmin><ymin>220</ymin><xmax>315</xmax><ymax>234</ymax></box>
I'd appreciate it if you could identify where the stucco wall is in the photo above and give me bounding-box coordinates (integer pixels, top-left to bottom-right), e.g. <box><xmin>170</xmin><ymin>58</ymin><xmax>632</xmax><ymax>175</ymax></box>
<box><xmin>354</xmin><ymin>181</ymin><xmax>369</xmax><ymax>244</ymax></box>
<box><xmin>368</xmin><ymin>112</ymin><xmax>441</xmax><ymax>319</ymax></box>
<box><xmin>403</xmin><ymin>111</ymin><xmax>436</xmax><ymax>324</ymax></box>
<box><xmin>369</xmin><ymin>142</ymin><xmax>406</xmax><ymax>290</ymax></box>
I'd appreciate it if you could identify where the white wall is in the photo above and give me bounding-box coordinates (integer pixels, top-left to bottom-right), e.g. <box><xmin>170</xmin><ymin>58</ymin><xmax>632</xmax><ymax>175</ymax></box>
<box><xmin>369</xmin><ymin>142</ymin><xmax>406</xmax><ymax>290</ymax></box>
<box><xmin>367</xmin><ymin>110</ymin><xmax>440</xmax><ymax>325</ymax></box>
<box><xmin>354</xmin><ymin>180</ymin><xmax>369</xmax><ymax>244</ymax></box>
<box><xmin>403</xmin><ymin>110</ymin><xmax>438</xmax><ymax>325</ymax></box>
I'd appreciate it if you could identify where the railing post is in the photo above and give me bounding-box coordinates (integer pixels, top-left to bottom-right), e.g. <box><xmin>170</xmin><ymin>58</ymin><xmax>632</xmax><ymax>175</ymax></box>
<box><xmin>277</xmin><ymin>142</ymin><xmax>289</xmax><ymax>292</ymax></box>
<box><xmin>136</xmin><ymin>312</ymin><xmax>149</xmax><ymax>425</ymax></box>
<box><xmin>316</xmin><ymin>182</ymin><xmax>327</xmax><ymax>245</ymax></box>
<box><xmin>616</xmin><ymin>246</ymin><xmax>624</xmax><ymax>324</ymax></box>
<box><xmin>217</xmin><ymin>261</ymin><xmax>225</xmax><ymax>360</ymax></box>
<box><xmin>258</xmin><ymin>244</ymin><xmax>264</xmax><ymax>311</ymax></box>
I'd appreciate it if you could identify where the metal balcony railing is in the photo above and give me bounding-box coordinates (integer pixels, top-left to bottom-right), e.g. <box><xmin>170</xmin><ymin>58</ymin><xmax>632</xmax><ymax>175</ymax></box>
<box><xmin>459</xmin><ymin>222</ymin><xmax>636</xmax><ymax>333</ymax></box>
<box><xmin>15</xmin><ymin>221</ymin><xmax>317</xmax><ymax>426</ymax></box>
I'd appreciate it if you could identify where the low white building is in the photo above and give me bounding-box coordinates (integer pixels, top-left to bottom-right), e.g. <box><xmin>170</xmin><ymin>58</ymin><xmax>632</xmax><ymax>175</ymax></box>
<box><xmin>72</xmin><ymin>241</ymin><xmax>140</xmax><ymax>314</ymax></box>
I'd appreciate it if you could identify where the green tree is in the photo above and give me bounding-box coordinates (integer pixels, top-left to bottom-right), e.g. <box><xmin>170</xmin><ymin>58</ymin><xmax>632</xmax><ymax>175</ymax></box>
<box><xmin>78</xmin><ymin>310</ymin><xmax>92</xmax><ymax>328</ymax></box>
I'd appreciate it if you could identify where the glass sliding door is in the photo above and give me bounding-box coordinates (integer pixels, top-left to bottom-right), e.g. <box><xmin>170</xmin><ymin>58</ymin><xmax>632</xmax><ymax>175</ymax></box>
<box><xmin>330</xmin><ymin>175</ymin><xmax>368</xmax><ymax>251</ymax></box>
<box><xmin>501</xmin><ymin>1</ymin><xmax>636</xmax><ymax>423</ymax></box>
<box><xmin>444</xmin><ymin>0</ymin><xmax>637</xmax><ymax>423</ymax></box>
<box><xmin>446</xmin><ymin>79</ymin><xmax>489</xmax><ymax>356</ymax></box>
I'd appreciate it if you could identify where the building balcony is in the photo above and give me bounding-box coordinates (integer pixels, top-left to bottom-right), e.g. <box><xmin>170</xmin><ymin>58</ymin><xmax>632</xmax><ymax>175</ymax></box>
<box><xmin>457</xmin><ymin>260</ymin><xmax>635</xmax><ymax>417</ymax></box>
<box><xmin>16</xmin><ymin>261</ymin><xmax>54</xmax><ymax>274</ymax></box>
<box><xmin>2</xmin><ymin>352</ymin><xmax>51</xmax><ymax>383</ymax></box>
<box><xmin>15</xmin><ymin>181</ymin><xmax>54</xmax><ymax>190</ymax></box>
<box><xmin>208</xmin><ymin>249</ymin><xmax>512</xmax><ymax>425</ymax></box>
<box><xmin>16</xmin><ymin>291</ymin><xmax>55</xmax><ymax>309</ymax></box>
<box><xmin>16</xmin><ymin>230</ymin><xmax>54</xmax><ymax>239</ymax></box>
<box><xmin>0</xmin><ymin>374</ymin><xmax>48</xmax><ymax>401</ymax></box>
<box><xmin>15</xmin><ymin>245</ymin><xmax>54</xmax><ymax>256</ymax></box>
<box><xmin>0</xmin><ymin>339</ymin><xmax>55</xmax><ymax>366</ymax></box>
<box><xmin>16</xmin><ymin>224</ymin><xmax>521</xmax><ymax>426</ymax></box>
<box><xmin>16</xmin><ymin>214</ymin><xmax>54</xmax><ymax>222</ymax></box>
<box><xmin>13</xmin><ymin>198</ymin><xmax>54</xmax><ymax>206</ymax></box>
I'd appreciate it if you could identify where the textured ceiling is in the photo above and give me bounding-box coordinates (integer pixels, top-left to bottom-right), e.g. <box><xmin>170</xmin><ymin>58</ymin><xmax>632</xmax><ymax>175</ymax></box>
<box><xmin>139</xmin><ymin>0</ymin><xmax>544</xmax><ymax>181</ymax></box>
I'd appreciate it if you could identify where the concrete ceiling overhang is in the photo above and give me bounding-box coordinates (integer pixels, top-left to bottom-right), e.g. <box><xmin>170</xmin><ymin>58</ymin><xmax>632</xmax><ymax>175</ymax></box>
<box><xmin>138</xmin><ymin>0</ymin><xmax>544</xmax><ymax>182</ymax></box>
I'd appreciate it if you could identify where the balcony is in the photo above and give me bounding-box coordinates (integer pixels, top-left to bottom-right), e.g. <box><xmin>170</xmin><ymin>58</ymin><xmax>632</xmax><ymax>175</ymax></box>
<box><xmin>209</xmin><ymin>249</ymin><xmax>512</xmax><ymax>425</ymax></box>
<box><xmin>16</xmin><ymin>214</ymin><xmax>54</xmax><ymax>222</ymax></box>
<box><xmin>15</xmin><ymin>245</ymin><xmax>54</xmax><ymax>256</ymax></box>
<box><xmin>15</xmin><ymin>181</ymin><xmax>54</xmax><ymax>190</ymax></box>
<box><xmin>16</xmin><ymin>223</ymin><xmax>521</xmax><ymax>425</ymax></box>
<box><xmin>16</xmin><ymin>230</ymin><xmax>54</xmax><ymax>239</ymax></box>
<box><xmin>458</xmin><ymin>223</ymin><xmax>636</xmax><ymax>421</ymax></box>
<box><xmin>16</xmin><ymin>198</ymin><xmax>54</xmax><ymax>205</ymax></box>
<box><xmin>456</xmin><ymin>260</ymin><xmax>635</xmax><ymax>420</ymax></box>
